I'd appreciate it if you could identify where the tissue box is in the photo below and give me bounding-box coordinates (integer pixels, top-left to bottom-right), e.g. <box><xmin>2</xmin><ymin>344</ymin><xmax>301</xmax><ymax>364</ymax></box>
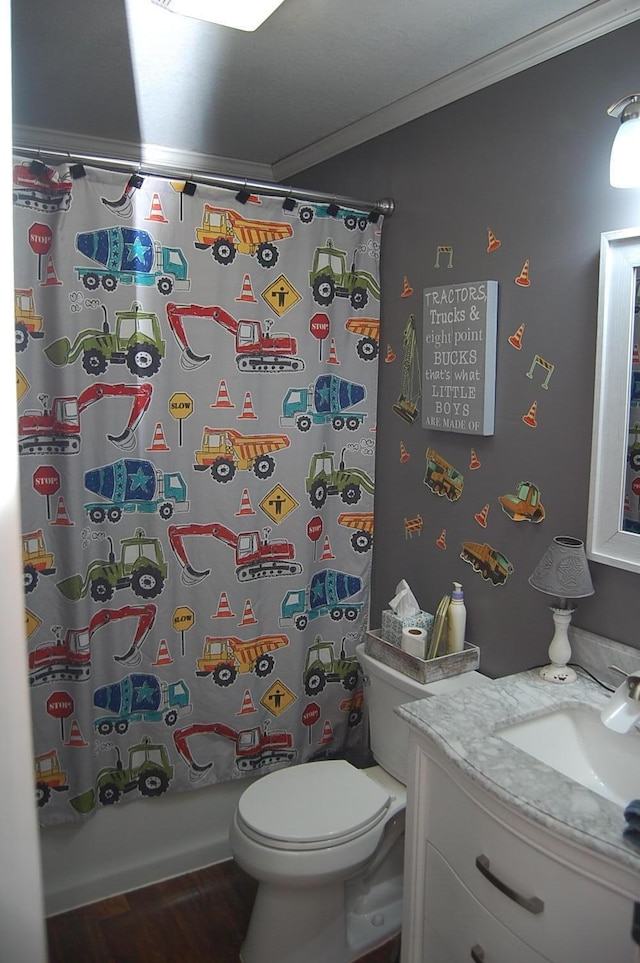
<box><xmin>381</xmin><ymin>608</ymin><xmax>434</xmax><ymax>647</ymax></box>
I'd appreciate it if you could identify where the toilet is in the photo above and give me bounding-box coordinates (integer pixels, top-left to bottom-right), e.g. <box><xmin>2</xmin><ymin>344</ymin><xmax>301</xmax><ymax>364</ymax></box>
<box><xmin>229</xmin><ymin>640</ymin><xmax>488</xmax><ymax>963</ymax></box>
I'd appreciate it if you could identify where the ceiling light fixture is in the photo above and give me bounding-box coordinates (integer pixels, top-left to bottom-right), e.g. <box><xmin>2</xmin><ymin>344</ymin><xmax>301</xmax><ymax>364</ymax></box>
<box><xmin>151</xmin><ymin>0</ymin><xmax>286</xmax><ymax>31</ymax></box>
<box><xmin>608</xmin><ymin>94</ymin><xmax>640</xmax><ymax>188</ymax></box>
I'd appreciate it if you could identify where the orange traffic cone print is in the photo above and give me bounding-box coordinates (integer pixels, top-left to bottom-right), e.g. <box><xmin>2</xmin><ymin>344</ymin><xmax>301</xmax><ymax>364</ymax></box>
<box><xmin>384</xmin><ymin>344</ymin><xmax>396</xmax><ymax>363</ymax></box>
<box><xmin>212</xmin><ymin>591</ymin><xmax>235</xmax><ymax>618</ymax></box>
<box><xmin>508</xmin><ymin>324</ymin><xmax>525</xmax><ymax>350</ymax></box>
<box><xmin>469</xmin><ymin>448</ymin><xmax>481</xmax><ymax>470</ymax></box>
<box><xmin>634</xmin><ymin>343</ymin><xmax>640</xmax><ymax>364</ymax></box>
<box><xmin>145</xmin><ymin>192</ymin><xmax>169</xmax><ymax>223</ymax></box>
<box><xmin>235</xmin><ymin>274</ymin><xmax>257</xmax><ymax>303</ymax></box>
<box><xmin>239</xmin><ymin>599</ymin><xmax>258</xmax><ymax>626</ymax></box>
<box><xmin>41</xmin><ymin>254</ymin><xmax>62</xmax><ymax>286</ymax></box>
<box><xmin>522</xmin><ymin>401</ymin><xmax>538</xmax><ymax>428</ymax></box>
<box><xmin>486</xmin><ymin>228</ymin><xmax>501</xmax><ymax>253</ymax></box>
<box><xmin>327</xmin><ymin>338</ymin><xmax>340</xmax><ymax>365</ymax></box>
<box><xmin>65</xmin><ymin>719</ymin><xmax>88</xmax><ymax>747</ymax></box>
<box><xmin>146</xmin><ymin>421</ymin><xmax>170</xmax><ymax>451</ymax></box>
<box><xmin>474</xmin><ymin>504</ymin><xmax>489</xmax><ymax>528</ymax></box>
<box><xmin>235</xmin><ymin>489</ymin><xmax>256</xmax><ymax>516</ymax></box>
<box><xmin>237</xmin><ymin>392</ymin><xmax>257</xmax><ymax>420</ymax></box>
<box><xmin>211</xmin><ymin>380</ymin><xmax>235</xmax><ymax>408</ymax></box>
<box><xmin>436</xmin><ymin>529</ymin><xmax>447</xmax><ymax>550</ymax></box>
<box><xmin>515</xmin><ymin>259</ymin><xmax>531</xmax><ymax>287</ymax></box>
<box><xmin>236</xmin><ymin>689</ymin><xmax>258</xmax><ymax>716</ymax></box>
<box><xmin>400</xmin><ymin>275</ymin><xmax>414</xmax><ymax>298</ymax></box>
<box><xmin>320</xmin><ymin>535</ymin><xmax>335</xmax><ymax>561</ymax></box>
<box><xmin>318</xmin><ymin>720</ymin><xmax>334</xmax><ymax>745</ymax></box>
<box><xmin>400</xmin><ymin>441</ymin><xmax>410</xmax><ymax>463</ymax></box>
<box><xmin>51</xmin><ymin>495</ymin><xmax>74</xmax><ymax>526</ymax></box>
<box><xmin>152</xmin><ymin>638</ymin><xmax>173</xmax><ymax>666</ymax></box>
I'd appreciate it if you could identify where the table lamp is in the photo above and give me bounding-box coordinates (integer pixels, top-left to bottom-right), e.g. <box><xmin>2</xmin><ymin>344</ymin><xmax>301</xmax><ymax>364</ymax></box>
<box><xmin>528</xmin><ymin>536</ymin><xmax>594</xmax><ymax>683</ymax></box>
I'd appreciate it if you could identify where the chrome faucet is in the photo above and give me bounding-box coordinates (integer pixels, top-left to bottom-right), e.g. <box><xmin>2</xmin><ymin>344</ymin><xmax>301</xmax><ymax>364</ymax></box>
<box><xmin>601</xmin><ymin>666</ymin><xmax>640</xmax><ymax>733</ymax></box>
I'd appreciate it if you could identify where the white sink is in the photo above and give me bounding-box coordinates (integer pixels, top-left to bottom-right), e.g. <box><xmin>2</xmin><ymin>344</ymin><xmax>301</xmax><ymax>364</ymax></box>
<box><xmin>496</xmin><ymin>707</ymin><xmax>640</xmax><ymax>807</ymax></box>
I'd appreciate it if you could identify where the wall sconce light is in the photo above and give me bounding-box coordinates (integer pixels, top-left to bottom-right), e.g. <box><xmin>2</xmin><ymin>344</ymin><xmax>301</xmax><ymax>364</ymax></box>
<box><xmin>528</xmin><ymin>536</ymin><xmax>594</xmax><ymax>684</ymax></box>
<box><xmin>608</xmin><ymin>94</ymin><xmax>640</xmax><ymax>188</ymax></box>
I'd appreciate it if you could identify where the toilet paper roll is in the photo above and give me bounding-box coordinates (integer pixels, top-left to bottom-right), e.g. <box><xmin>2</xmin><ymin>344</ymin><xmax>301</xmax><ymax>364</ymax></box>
<box><xmin>401</xmin><ymin>626</ymin><xmax>427</xmax><ymax>660</ymax></box>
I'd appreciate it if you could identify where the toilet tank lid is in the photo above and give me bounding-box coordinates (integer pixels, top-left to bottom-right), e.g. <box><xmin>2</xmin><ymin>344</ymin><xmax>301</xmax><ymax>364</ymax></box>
<box><xmin>237</xmin><ymin>760</ymin><xmax>390</xmax><ymax>846</ymax></box>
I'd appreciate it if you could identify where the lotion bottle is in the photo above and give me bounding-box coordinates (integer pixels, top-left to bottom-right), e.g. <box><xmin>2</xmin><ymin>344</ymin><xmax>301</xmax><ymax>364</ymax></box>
<box><xmin>447</xmin><ymin>582</ymin><xmax>466</xmax><ymax>654</ymax></box>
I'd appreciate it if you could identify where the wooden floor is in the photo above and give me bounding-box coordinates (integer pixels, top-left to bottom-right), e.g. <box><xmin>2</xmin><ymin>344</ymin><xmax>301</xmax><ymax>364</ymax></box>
<box><xmin>45</xmin><ymin>859</ymin><xmax>401</xmax><ymax>963</ymax></box>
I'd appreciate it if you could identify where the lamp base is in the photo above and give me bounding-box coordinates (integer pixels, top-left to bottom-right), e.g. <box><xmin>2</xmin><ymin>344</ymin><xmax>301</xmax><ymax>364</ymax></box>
<box><xmin>538</xmin><ymin>606</ymin><xmax>577</xmax><ymax>685</ymax></box>
<box><xmin>539</xmin><ymin>663</ymin><xmax>577</xmax><ymax>684</ymax></box>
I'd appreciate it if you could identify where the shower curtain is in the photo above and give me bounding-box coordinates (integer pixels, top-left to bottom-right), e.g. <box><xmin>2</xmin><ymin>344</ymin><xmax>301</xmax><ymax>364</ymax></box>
<box><xmin>13</xmin><ymin>159</ymin><xmax>382</xmax><ymax>825</ymax></box>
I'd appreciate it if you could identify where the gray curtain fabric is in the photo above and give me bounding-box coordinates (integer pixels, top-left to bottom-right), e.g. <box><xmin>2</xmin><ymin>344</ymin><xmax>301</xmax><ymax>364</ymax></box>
<box><xmin>14</xmin><ymin>160</ymin><xmax>382</xmax><ymax>824</ymax></box>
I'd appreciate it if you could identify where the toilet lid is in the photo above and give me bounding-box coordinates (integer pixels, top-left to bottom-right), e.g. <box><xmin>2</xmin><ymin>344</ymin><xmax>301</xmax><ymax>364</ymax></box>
<box><xmin>237</xmin><ymin>760</ymin><xmax>391</xmax><ymax>850</ymax></box>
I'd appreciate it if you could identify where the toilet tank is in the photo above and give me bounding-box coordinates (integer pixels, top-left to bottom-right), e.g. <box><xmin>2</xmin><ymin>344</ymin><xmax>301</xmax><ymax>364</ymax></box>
<box><xmin>356</xmin><ymin>642</ymin><xmax>488</xmax><ymax>785</ymax></box>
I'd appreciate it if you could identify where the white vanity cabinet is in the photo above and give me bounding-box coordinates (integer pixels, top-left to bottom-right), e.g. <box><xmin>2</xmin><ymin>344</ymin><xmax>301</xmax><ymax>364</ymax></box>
<box><xmin>401</xmin><ymin>733</ymin><xmax>638</xmax><ymax>963</ymax></box>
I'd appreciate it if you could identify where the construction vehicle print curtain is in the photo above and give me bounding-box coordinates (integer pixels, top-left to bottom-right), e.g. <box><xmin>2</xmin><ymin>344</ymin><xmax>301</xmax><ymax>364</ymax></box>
<box><xmin>13</xmin><ymin>159</ymin><xmax>383</xmax><ymax>825</ymax></box>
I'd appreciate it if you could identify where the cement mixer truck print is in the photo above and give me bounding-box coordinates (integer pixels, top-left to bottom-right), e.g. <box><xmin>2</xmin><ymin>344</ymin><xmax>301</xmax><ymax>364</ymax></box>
<box><xmin>74</xmin><ymin>226</ymin><xmax>191</xmax><ymax>295</ymax></box>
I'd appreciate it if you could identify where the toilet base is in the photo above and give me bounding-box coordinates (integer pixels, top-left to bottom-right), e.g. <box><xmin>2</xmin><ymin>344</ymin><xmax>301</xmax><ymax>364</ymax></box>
<box><xmin>239</xmin><ymin>863</ymin><xmax>403</xmax><ymax>963</ymax></box>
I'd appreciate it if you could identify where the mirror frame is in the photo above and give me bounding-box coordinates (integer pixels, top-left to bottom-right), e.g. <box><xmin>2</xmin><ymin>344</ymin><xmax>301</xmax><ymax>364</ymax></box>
<box><xmin>587</xmin><ymin>226</ymin><xmax>640</xmax><ymax>574</ymax></box>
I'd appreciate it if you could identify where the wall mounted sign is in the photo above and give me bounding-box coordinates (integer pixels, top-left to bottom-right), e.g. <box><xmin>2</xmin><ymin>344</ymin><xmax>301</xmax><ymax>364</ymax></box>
<box><xmin>422</xmin><ymin>280</ymin><xmax>498</xmax><ymax>436</ymax></box>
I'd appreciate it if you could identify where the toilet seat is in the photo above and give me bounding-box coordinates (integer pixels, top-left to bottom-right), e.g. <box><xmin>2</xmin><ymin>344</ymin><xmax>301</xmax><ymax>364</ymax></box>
<box><xmin>237</xmin><ymin>760</ymin><xmax>391</xmax><ymax>851</ymax></box>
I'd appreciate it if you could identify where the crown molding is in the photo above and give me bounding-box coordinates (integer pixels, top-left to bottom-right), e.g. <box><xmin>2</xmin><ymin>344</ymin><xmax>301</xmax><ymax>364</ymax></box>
<box><xmin>273</xmin><ymin>0</ymin><xmax>640</xmax><ymax>180</ymax></box>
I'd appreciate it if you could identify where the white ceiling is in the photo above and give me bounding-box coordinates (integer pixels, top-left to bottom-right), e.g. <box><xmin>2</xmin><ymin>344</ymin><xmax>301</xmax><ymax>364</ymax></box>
<box><xmin>11</xmin><ymin>0</ymin><xmax>640</xmax><ymax>182</ymax></box>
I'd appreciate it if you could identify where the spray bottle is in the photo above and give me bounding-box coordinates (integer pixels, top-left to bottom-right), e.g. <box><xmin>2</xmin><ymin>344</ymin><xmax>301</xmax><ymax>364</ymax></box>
<box><xmin>447</xmin><ymin>581</ymin><xmax>466</xmax><ymax>654</ymax></box>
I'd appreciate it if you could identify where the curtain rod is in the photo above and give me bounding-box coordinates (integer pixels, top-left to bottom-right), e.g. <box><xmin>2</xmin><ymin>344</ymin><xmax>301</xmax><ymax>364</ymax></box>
<box><xmin>13</xmin><ymin>143</ymin><xmax>395</xmax><ymax>218</ymax></box>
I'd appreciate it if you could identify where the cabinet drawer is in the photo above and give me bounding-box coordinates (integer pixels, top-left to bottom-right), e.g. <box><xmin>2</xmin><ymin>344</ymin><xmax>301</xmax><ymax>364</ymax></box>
<box><xmin>424</xmin><ymin>845</ymin><xmax>549</xmax><ymax>963</ymax></box>
<box><xmin>422</xmin><ymin>758</ymin><xmax>636</xmax><ymax>961</ymax></box>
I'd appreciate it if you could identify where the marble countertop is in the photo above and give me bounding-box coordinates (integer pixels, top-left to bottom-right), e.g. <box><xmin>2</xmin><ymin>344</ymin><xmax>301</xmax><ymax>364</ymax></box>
<box><xmin>396</xmin><ymin>668</ymin><xmax>640</xmax><ymax>875</ymax></box>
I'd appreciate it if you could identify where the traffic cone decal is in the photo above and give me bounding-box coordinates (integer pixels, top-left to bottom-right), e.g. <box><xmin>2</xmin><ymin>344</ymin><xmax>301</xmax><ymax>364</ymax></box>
<box><xmin>237</xmin><ymin>391</ymin><xmax>257</xmax><ymax>420</ymax></box>
<box><xmin>486</xmin><ymin>228</ymin><xmax>501</xmax><ymax>253</ymax></box>
<box><xmin>235</xmin><ymin>274</ymin><xmax>257</xmax><ymax>302</ymax></box>
<box><xmin>384</xmin><ymin>344</ymin><xmax>396</xmax><ymax>363</ymax></box>
<box><xmin>436</xmin><ymin>529</ymin><xmax>447</xmax><ymax>550</ymax></box>
<box><xmin>515</xmin><ymin>259</ymin><xmax>531</xmax><ymax>287</ymax></box>
<box><xmin>327</xmin><ymin>338</ymin><xmax>340</xmax><ymax>365</ymax></box>
<box><xmin>474</xmin><ymin>504</ymin><xmax>489</xmax><ymax>528</ymax></box>
<box><xmin>41</xmin><ymin>254</ymin><xmax>62</xmax><ymax>286</ymax></box>
<box><xmin>145</xmin><ymin>192</ymin><xmax>169</xmax><ymax>223</ymax></box>
<box><xmin>146</xmin><ymin>421</ymin><xmax>170</xmax><ymax>451</ymax></box>
<box><xmin>236</xmin><ymin>689</ymin><xmax>258</xmax><ymax>715</ymax></box>
<box><xmin>508</xmin><ymin>323</ymin><xmax>525</xmax><ymax>350</ymax></box>
<box><xmin>318</xmin><ymin>720</ymin><xmax>334</xmax><ymax>745</ymax></box>
<box><xmin>235</xmin><ymin>489</ymin><xmax>256</xmax><ymax>516</ymax></box>
<box><xmin>634</xmin><ymin>344</ymin><xmax>640</xmax><ymax>365</ymax></box>
<box><xmin>65</xmin><ymin>719</ymin><xmax>88</xmax><ymax>747</ymax></box>
<box><xmin>51</xmin><ymin>495</ymin><xmax>74</xmax><ymax>526</ymax></box>
<box><xmin>211</xmin><ymin>380</ymin><xmax>235</xmax><ymax>408</ymax></box>
<box><xmin>152</xmin><ymin>638</ymin><xmax>173</xmax><ymax>666</ymax></box>
<box><xmin>320</xmin><ymin>535</ymin><xmax>335</xmax><ymax>560</ymax></box>
<box><xmin>212</xmin><ymin>591</ymin><xmax>235</xmax><ymax>618</ymax></box>
<box><xmin>239</xmin><ymin>599</ymin><xmax>258</xmax><ymax>626</ymax></box>
<box><xmin>469</xmin><ymin>448</ymin><xmax>481</xmax><ymax>470</ymax></box>
<box><xmin>400</xmin><ymin>275</ymin><xmax>414</xmax><ymax>298</ymax></box>
<box><xmin>522</xmin><ymin>401</ymin><xmax>538</xmax><ymax>428</ymax></box>
<box><xmin>400</xmin><ymin>441</ymin><xmax>410</xmax><ymax>463</ymax></box>
<box><xmin>625</xmin><ymin>493</ymin><xmax>632</xmax><ymax>513</ymax></box>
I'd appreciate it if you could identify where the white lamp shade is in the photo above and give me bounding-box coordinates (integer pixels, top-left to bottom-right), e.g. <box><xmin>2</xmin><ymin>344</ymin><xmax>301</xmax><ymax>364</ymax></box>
<box><xmin>610</xmin><ymin>116</ymin><xmax>640</xmax><ymax>188</ymax></box>
<box><xmin>151</xmin><ymin>0</ymin><xmax>286</xmax><ymax>30</ymax></box>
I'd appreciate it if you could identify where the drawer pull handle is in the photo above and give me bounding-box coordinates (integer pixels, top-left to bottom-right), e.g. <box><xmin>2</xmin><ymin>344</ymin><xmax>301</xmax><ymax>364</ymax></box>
<box><xmin>475</xmin><ymin>854</ymin><xmax>544</xmax><ymax>915</ymax></box>
<box><xmin>470</xmin><ymin>945</ymin><xmax>485</xmax><ymax>962</ymax></box>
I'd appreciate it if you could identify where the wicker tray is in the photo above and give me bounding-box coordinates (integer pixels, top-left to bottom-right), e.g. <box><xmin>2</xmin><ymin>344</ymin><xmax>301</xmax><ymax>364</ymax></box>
<box><xmin>364</xmin><ymin>630</ymin><xmax>480</xmax><ymax>684</ymax></box>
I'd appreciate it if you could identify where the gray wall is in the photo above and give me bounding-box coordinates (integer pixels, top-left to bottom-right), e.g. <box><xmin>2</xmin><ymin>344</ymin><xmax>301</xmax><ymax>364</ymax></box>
<box><xmin>295</xmin><ymin>21</ymin><xmax>640</xmax><ymax>678</ymax></box>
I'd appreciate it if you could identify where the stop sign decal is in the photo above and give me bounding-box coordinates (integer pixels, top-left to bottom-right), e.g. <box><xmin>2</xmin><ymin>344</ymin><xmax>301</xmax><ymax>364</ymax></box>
<box><xmin>307</xmin><ymin>516</ymin><xmax>323</xmax><ymax>542</ymax></box>
<box><xmin>309</xmin><ymin>313</ymin><xmax>330</xmax><ymax>340</ymax></box>
<box><xmin>47</xmin><ymin>691</ymin><xmax>74</xmax><ymax>739</ymax></box>
<box><xmin>33</xmin><ymin>466</ymin><xmax>60</xmax><ymax>496</ymax></box>
<box><xmin>28</xmin><ymin>222</ymin><xmax>52</xmax><ymax>256</ymax></box>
